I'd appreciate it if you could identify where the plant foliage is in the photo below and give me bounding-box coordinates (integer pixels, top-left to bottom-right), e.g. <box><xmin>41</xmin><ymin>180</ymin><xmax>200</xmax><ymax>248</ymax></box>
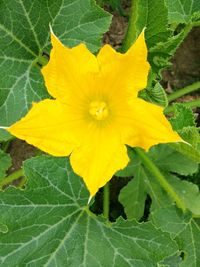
<box><xmin>0</xmin><ymin>0</ymin><xmax>200</xmax><ymax>266</ymax></box>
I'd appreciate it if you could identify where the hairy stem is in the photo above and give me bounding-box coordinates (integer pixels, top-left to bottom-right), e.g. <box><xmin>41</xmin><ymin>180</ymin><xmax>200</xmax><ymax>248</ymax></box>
<box><xmin>0</xmin><ymin>169</ymin><xmax>24</xmax><ymax>188</ymax></box>
<box><xmin>168</xmin><ymin>81</ymin><xmax>200</xmax><ymax>102</ymax></box>
<box><xmin>103</xmin><ymin>182</ymin><xmax>110</xmax><ymax>219</ymax></box>
<box><xmin>121</xmin><ymin>0</ymin><xmax>138</xmax><ymax>52</ymax></box>
<box><xmin>165</xmin><ymin>98</ymin><xmax>200</xmax><ymax>114</ymax></box>
<box><xmin>135</xmin><ymin>147</ymin><xmax>186</xmax><ymax>212</ymax></box>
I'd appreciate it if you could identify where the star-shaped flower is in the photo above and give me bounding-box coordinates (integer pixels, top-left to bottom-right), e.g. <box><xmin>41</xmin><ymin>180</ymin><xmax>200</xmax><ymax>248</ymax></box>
<box><xmin>8</xmin><ymin>30</ymin><xmax>181</xmax><ymax>197</ymax></box>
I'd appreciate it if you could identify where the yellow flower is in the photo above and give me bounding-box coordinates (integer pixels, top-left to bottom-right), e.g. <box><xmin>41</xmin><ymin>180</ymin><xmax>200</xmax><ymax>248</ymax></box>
<box><xmin>8</xmin><ymin>30</ymin><xmax>181</xmax><ymax>197</ymax></box>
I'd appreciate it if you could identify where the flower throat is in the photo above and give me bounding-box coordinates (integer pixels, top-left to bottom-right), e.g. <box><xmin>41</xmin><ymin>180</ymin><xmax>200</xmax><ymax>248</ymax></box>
<box><xmin>89</xmin><ymin>101</ymin><xmax>108</xmax><ymax>120</ymax></box>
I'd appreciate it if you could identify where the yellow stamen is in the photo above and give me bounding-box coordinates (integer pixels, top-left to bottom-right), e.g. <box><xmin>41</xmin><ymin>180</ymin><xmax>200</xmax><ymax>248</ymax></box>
<box><xmin>89</xmin><ymin>101</ymin><xmax>108</xmax><ymax>120</ymax></box>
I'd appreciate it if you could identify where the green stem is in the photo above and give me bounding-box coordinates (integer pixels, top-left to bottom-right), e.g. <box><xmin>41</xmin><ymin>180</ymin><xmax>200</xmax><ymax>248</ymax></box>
<box><xmin>164</xmin><ymin>98</ymin><xmax>200</xmax><ymax>114</ymax></box>
<box><xmin>168</xmin><ymin>81</ymin><xmax>200</xmax><ymax>102</ymax></box>
<box><xmin>33</xmin><ymin>53</ymin><xmax>49</xmax><ymax>68</ymax></box>
<box><xmin>38</xmin><ymin>55</ymin><xmax>49</xmax><ymax>66</ymax></box>
<box><xmin>121</xmin><ymin>0</ymin><xmax>138</xmax><ymax>52</ymax></box>
<box><xmin>103</xmin><ymin>182</ymin><xmax>110</xmax><ymax>219</ymax></box>
<box><xmin>134</xmin><ymin>148</ymin><xmax>186</xmax><ymax>212</ymax></box>
<box><xmin>0</xmin><ymin>169</ymin><xmax>24</xmax><ymax>188</ymax></box>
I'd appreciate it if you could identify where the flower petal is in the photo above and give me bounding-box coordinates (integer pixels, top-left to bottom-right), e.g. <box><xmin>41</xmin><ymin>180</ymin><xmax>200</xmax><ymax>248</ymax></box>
<box><xmin>42</xmin><ymin>32</ymin><xmax>99</xmax><ymax>103</ymax></box>
<box><xmin>8</xmin><ymin>99</ymin><xmax>88</xmax><ymax>156</ymax></box>
<box><xmin>125</xmin><ymin>98</ymin><xmax>182</xmax><ymax>150</ymax></box>
<box><xmin>70</xmin><ymin>127</ymin><xmax>129</xmax><ymax>197</ymax></box>
<box><xmin>97</xmin><ymin>31</ymin><xmax>150</xmax><ymax>97</ymax></box>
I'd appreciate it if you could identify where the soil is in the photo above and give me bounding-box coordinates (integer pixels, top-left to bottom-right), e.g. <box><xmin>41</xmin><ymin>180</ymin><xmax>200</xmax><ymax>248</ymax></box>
<box><xmin>103</xmin><ymin>12</ymin><xmax>128</xmax><ymax>49</ymax></box>
<box><xmin>163</xmin><ymin>27</ymin><xmax>200</xmax><ymax>89</ymax></box>
<box><xmin>7</xmin><ymin>140</ymin><xmax>37</xmax><ymax>173</ymax></box>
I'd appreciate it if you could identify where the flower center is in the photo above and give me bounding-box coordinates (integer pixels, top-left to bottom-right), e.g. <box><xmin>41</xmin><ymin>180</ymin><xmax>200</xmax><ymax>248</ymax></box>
<box><xmin>89</xmin><ymin>101</ymin><xmax>108</xmax><ymax>120</ymax></box>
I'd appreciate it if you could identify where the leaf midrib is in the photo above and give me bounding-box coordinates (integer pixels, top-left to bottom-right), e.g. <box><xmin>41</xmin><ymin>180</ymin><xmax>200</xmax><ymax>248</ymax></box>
<box><xmin>0</xmin><ymin>24</ymin><xmax>37</xmax><ymax>58</ymax></box>
<box><xmin>1</xmin><ymin>208</ymin><xmax>83</xmax><ymax>265</ymax></box>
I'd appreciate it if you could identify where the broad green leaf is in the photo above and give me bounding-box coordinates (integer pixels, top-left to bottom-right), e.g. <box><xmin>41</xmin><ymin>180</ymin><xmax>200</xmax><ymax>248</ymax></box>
<box><xmin>151</xmin><ymin>205</ymin><xmax>191</xmax><ymax>236</ymax></box>
<box><xmin>148</xmin><ymin>146</ymin><xmax>199</xmax><ymax>216</ymax></box>
<box><xmin>118</xmin><ymin>149</ymin><xmax>171</xmax><ymax>220</ymax></box>
<box><xmin>165</xmin><ymin>0</ymin><xmax>200</xmax><ymax>24</ymax></box>
<box><xmin>146</xmin><ymin>0</ymin><xmax>169</xmax><ymax>48</ymax></box>
<box><xmin>151</xmin><ymin>206</ymin><xmax>200</xmax><ymax>267</ymax></box>
<box><xmin>170</xmin><ymin>143</ymin><xmax>200</xmax><ymax>163</ymax></box>
<box><xmin>135</xmin><ymin>165</ymin><xmax>174</xmax><ymax>212</ymax></box>
<box><xmin>0</xmin><ymin>0</ymin><xmax>111</xmax><ymax>126</ymax></box>
<box><xmin>167</xmin><ymin>174</ymin><xmax>200</xmax><ymax>217</ymax></box>
<box><xmin>115</xmin><ymin>148</ymin><xmax>141</xmax><ymax>177</ymax></box>
<box><xmin>179</xmin><ymin>126</ymin><xmax>200</xmax><ymax>148</ymax></box>
<box><xmin>148</xmin><ymin>144</ymin><xmax>198</xmax><ymax>176</ymax></box>
<box><xmin>0</xmin><ymin>130</ymin><xmax>12</xmax><ymax>142</ymax></box>
<box><xmin>119</xmin><ymin>144</ymin><xmax>199</xmax><ymax>219</ymax></box>
<box><xmin>169</xmin><ymin>104</ymin><xmax>196</xmax><ymax>131</ymax></box>
<box><xmin>0</xmin><ymin>155</ymin><xmax>180</xmax><ymax>266</ymax></box>
<box><xmin>148</xmin><ymin>24</ymin><xmax>194</xmax><ymax>72</ymax></box>
<box><xmin>168</xmin><ymin>105</ymin><xmax>200</xmax><ymax>162</ymax></box>
<box><xmin>0</xmin><ymin>149</ymin><xmax>11</xmax><ymax>178</ymax></box>
<box><xmin>159</xmin><ymin>254</ymin><xmax>182</xmax><ymax>267</ymax></box>
<box><xmin>169</xmin><ymin>105</ymin><xmax>200</xmax><ymax>162</ymax></box>
<box><xmin>119</xmin><ymin>161</ymin><xmax>172</xmax><ymax>220</ymax></box>
<box><xmin>0</xmin><ymin>223</ymin><xmax>8</xmax><ymax>234</ymax></box>
<box><xmin>119</xmin><ymin>165</ymin><xmax>147</xmax><ymax>220</ymax></box>
<box><xmin>146</xmin><ymin>0</ymin><xmax>198</xmax><ymax>72</ymax></box>
<box><xmin>178</xmin><ymin>219</ymin><xmax>200</xmax><ymax>267</ymax></box>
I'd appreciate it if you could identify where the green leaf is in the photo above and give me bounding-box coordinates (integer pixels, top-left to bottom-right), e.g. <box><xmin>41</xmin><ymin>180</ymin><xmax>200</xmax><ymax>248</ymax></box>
<box><xmin>148</xmin><ymin>144</ymin><xmax>198</xmax><ymax>176</ymax></box>
<box><xmin>146</xmin><ymin>0</ymin><xmax>169</xmax><ymax>48</ymax></box>
<box><xmin>0</xmin><ymin>155</ymin><xmax>180</xmax><ymax>266</ymax></box>
<box><xmin>151</xmin><ymin>205</ymin><xmax>191</xmax><ymax>236</ymax></box>
<box><xmin>119</xmin><ymin>165</ymin><xmax>147</xmax><ymax>220</ymax></box>
<box><xmin>179</xmin><ymin>126</ymin><xmax>200</xmax><ymax>148</ymax></box>
<box><xmin>170</xmin><ymin>143</ymin><xmax>200</xmax><ymax>163</ymax></box>
<box><xmin>119</xmin><ymin>161</ymin><xmax>172</xmax><ymax>220</ymax></box>
<box><xmin>143</xmin><ymin>0</ymin><xmax>200</xmax><ymax>74</ymax></box>
<box><xmin>167</xmin><ymin>174</ymin><xmax>200</xmax><ymax>217</ymax></box>
<box><xmin>159</xmin><ymin>253</ymin><xmax>182</xmax><ymax>267</ymax></box>
<box><xmin>139</xmin><ymin>82</ymin><xmax>168</xmax><ymax>107</ymax></box>
<box><xmin>119</xmin><ymin>148</ymin><xmax>171</xmax><ymax>220</ymax></box>
<box><xmin>148</xmin><ymin>145</ymin><xmax>200</xmax><ymax>216</ymax></box>
<box><xmin>0</xmin><ymin>130</ymin><xmax>12</xmax><ymax>142</ymax></box>
<box><xmin>148</xmin><ymin>27</ymin><xmax>190</xmax><ymax>71</ymax></box>
<box><xmin>169</xmin><ymin>104</ymin><xmax>196</xmax><ymax>131</ymax></box>
<box><xmin>168</xmin><ymin>105</ymin><xmax>200</xmax><ymax>162</ymax></box>
<box><xmin>146</xmin><ymin>0</ymin><xmax>198</xmax><ymax>72</ymax></box>
<box><xmin>0</xmin><ymin>223</ymin><xmax>8</xmax><ymax>234</ymax></box>
<box><xmin>165</xmin><ymin>0</ymin><xmax>200</xmax><ymax>24</ymax></box>
<box><xmin>151</xmin><ymin>206</ymin><xmax>200</xmax><ymax>267</ymax></box>
<box><xmin>119</xmin><ymin>145</ymin><xmax>199</xmax><ymax>219</ymax></box>
<box><xmin>0</xmin><ymin>0</ymin><xmax>111</xmax><ymax>126</ymax></box>
<box><xmin>115</xmin><ymin>147</ymin><xmax>141</xmax><ymax>177</ymax></box>
<box><xmin>0</xmin><ymin>149</ymin><xmax>11</xmax><ymax>178</ymax></box>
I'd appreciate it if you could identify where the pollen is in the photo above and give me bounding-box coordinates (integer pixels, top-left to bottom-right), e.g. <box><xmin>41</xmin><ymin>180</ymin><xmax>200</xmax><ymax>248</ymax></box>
<box><xmin>89</xmin><ymin>101</ymin><xmax>108</xmax><ymax>120</ymax></box>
